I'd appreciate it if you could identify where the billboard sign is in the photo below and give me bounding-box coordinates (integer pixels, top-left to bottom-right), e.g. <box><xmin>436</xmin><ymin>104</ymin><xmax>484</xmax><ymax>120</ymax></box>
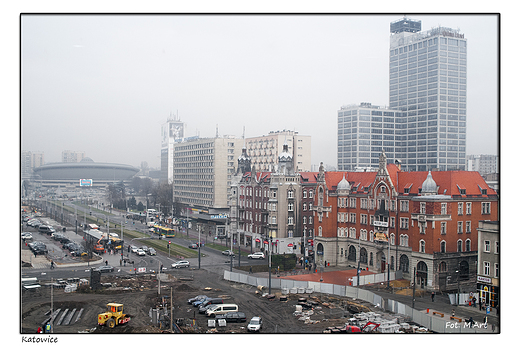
<box><xmin>79</xmin><ymin>179</ymin><xmax>93</xmax><ymax>186</ymax></box>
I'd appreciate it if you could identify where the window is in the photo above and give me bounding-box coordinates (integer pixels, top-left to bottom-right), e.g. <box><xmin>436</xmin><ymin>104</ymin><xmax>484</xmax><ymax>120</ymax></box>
<box><xmin>457</xmin><ymin>221</ymin><xmax>463</xmax><ymax>234</ymax></box>
<box><xmin>309</xmin><ymin>216</ymin><xmax>313</xmax><ymax>225</ymax></box>
<box><xmin>439</xmin><ymin>261</ymin><xmax>447</xmax><ymax>272</ymax></box>
<box><xmin>495</xmin><ymin>263</ymin><xmax>499</xmax><ymax>278</ymax></box>
<box><xmin>349</xmin><ymin>213</ymin><xmax>356</xmax><ymax>224</ymax></box>
<box><xmin>484</xmin><ymin>240</ymin><xmax>490</xmax><ymax>252</ymax></box>
<box><xmin>349</xmin><ymin>198</ymin><xmax>357</xmax><ymax>208</ymax></box>
<box><xmin>318</xmin><ymin>226</ymin><xmax>322</xmax><ymax>237</ymax></box>
<box><xmin>303</xmin><ymin>190</ymin><xmax>307</xmax><ymax>198</ymax></box>
<box><xmin>419</xmin><ymin>240</ymin><xmax>425</xmax><ymax>253</ymax></box>
<box><xmin>466</xmin><ymin>202</ymin><xmax>472</xmax><ymax>215</ymax></box>
<box><xmin>400</xmin><ymin>200</ymin><xmax>409</xmax><ymax>212</ymax></box>
<box><xmin>288</xmin><ymin>203</ymin><xmax>294</xmax><ymax>212</ymax></box>
<box><xmin>309</xmin><ymin>190</ymin><xmax>313</xmax><ymax>199</ymax></box>
<box><xmin>420</xmin><ymin>202</ymin><xmax>426</xmax><ymax>214</ymax></box>
<box><xmin>457</xmin><ymin>239</ymin><xmax>462</xmax><ymax>252</ymax></box>
<box><xmin>361</xmin><ymin>198</ymin><xmax>368</xmax><ymax>209</ymax></box>
<box><xmin>360</xmin><ymin>214</ymin><xmax>368</xmax><ymax>224</ymax></box>
<box><xmin>271</xmin><ymin>216</ymin><xmax>276</xmax><ymax>224</ymax></box>
<box><xmin>483</xmin><ymin>261</ymin><xmax>490</xmax><ymax>276</ymax></box>
<box><xmin>400</xmin><ymin>217</ymin><xmax>409</xmax><ymax>229</ymax></box>
<box><xmin>495</xmin><ymin>241</ymin><xmax>499</xmax><ymax>254</ymax></box>
<box><xmin>440</xmin><ymin>241</ymin><xmax>446</xmax><ymax>253</ymax></box>
<box><xmin>288</xmin><ymin>190</ymin><xmax>294</xmax><ymax>199</ymax></box>
<box><xmin>465</xmin><ymin>221</ymin><xmax>471</xmax><ymax>233</ymax></box>
<box><xmin>390</xmin><ymin>233</ymin><xmax>395</xmax><ymax>245</ymax></box>
<box><xmin>441</xmin><ymin>203</ymin><xmax>447</xmax><ymax>214</ymax></box>
<box><xmin>458</xmin><ymin>202</ymin><xmax>463</xmax><ymax>215</ymax></box>
<box><xmin>302</xmin><ymin>203</ymin><xmax>307</xmax><ymax>211</ymax></box>
<box><xmin>288</xmin><ymin>216</ymin><xmax>294</xmax><ymax>225</ymax></box>
<box><xmin>481</xmin><ymin>202</ymin><xmax>491</xmax><ymax>215</ymax></box>
<box><xmin>390</xmin><ymin>217</ymin><xmax>395</xmax><ymax>228</ymax></box>
<box><xmin>440</xmin><ymin>222</ymin><xmax>447</xmax><ymax>235</ymax></box>
<box><xmin>302</xmin><ymin>216</ymin><xmax>307</xmax><ymax>224</ymax></box>
<box><xmin>465</xmin><ymin>239</ymin><xmax>471</xmax><ymax>252</ymax></box>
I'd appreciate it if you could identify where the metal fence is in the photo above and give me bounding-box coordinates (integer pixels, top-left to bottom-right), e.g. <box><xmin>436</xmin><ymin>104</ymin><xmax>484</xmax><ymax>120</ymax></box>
<box><xmin>223</xmin><ymin>271</ymin><xmax>492</xmax><ymax>333</ymax></box>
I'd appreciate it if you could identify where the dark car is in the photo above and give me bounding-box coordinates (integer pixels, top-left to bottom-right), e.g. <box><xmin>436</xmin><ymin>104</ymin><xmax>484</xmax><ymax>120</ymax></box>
<box><xmin>97</xmin><ymin>265</ymin><xmax>114</xmax><ymax>273</ymax></box>
<box><xmin>59</xmin><ymin>237</ymin><xmax>72</xmax><ymax>244</ymax></box>
<box><xmin>198</xmin><ymin>298</ymin><xmax>224</xmax><ymax>313</ymax></box>
<box><xmin>188</xmin><ymin>295</ymin><xmax>207</xmax><ymax>305</ymax></box>
<box><xmin>223</xmin><ymin>312</ymin><xmax>247</xmax><ymax>323</ymax></box>
<box><xmin>52</xmin><ymin>233</ymin><xmax>65</xmax><ymax>242</ymax></box>
<box><xmin>193</xmin><ymin>296</ymin><xmax>211</xmax><ymax>307</ymax></box>
<box><xmin>29</xmin><ymin>242</ymin><xmax>48</xmax><ymax>255</ymax></box>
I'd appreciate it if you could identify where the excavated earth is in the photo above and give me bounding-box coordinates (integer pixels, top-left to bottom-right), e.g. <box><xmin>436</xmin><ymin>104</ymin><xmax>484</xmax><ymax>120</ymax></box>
<box><xmin>21</xmin><ymin>268</ymin><xmax>381</xmax><ymax>334</ymax></box>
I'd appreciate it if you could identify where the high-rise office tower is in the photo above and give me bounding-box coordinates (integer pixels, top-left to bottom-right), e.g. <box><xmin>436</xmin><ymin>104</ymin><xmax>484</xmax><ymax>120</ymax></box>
<box><xmin>389</xmin><ymin>17</ymin><xmax>467</xmax><ymax>171</ymax></box>
<box><xmin>161</xmin><ymin>115</ymin><xmax>186</xmax><ymax>183</ymax></box>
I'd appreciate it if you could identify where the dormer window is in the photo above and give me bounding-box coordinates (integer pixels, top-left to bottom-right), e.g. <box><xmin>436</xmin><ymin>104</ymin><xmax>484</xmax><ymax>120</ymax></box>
<box><xmin>404</xmin><ymin>188</ymin><xmax>410</xmax><ymax>194</ymax></box>
<box><xmin>460</xmin><ymin>189</ymin><xmax>466</xmax><ymax>195</ymax></box>
<box><xmin>481</xmin><ymin>189</ymin><xmax>487</xmax><ymax>195</ymax></box>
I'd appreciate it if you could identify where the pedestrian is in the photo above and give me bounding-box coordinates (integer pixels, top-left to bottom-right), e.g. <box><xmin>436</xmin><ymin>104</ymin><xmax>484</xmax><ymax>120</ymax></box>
<box><xmin>472</xmin><ymin>296</ymin><xmax>477</xmax><ymax>307</ymax></box>
<box><xmin>249</xmin><ymin>266</ymin><xmax>253</xmax><ymax>274</ymax></box>
<box><xmin>37</xmin><ymin>326</ymin><xmax>43</xmax><ymax>333</ymax></box>
<box><xmin>468</xmin><ymin>316</ymin><xmax>474</xmax><ymax>328</ymax></box>
<box><xmin>431</xmin><ymin>291</ymin><xmax>435</xmax><ymax>302</ymax></box>
<box><xmin>105</xmin><ymin>260</ymin><xmax>108</xmax><ymax>266</ymax></box>
<box><xmin>483</xmin><ymin>315</ymin><xmax>488</xmax><ymax>325</ymax></box>
<box><xmin>479</xmin><ymin>298</ymin><xmax>482</xmax><ymax>311</ymax></box>
<box><xmin>50</xmin><ymin>260</ymin><xmax>54</xmax><ymax>270</ymax></box>
<box><xmin>451</xmin><ymin>309</ymin><xmax>455</xmax><ymax>317</ymax></box>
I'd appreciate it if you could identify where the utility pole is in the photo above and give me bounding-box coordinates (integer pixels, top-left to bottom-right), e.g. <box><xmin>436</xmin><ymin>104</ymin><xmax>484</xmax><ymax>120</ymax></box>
<box><xmin>170</xmin><ymin>286</ymin><xmax>173</xmax><ymax>333</ymax></box>
<box><xmin>412</xmin><ymin>267</ymin><xmax>416</xmax><ymax>309</ymax></box>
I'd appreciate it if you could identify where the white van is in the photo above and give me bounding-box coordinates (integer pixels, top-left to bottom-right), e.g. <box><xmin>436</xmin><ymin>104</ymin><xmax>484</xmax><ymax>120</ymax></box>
<box><xmin>205</xmin><ymin>304</ymin><xmax>238</xmax><ymax>318</ymax></box>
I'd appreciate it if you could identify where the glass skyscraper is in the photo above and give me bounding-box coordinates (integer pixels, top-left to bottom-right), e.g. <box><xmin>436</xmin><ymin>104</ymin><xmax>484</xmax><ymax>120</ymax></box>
<box><xmin>389</xmin><ymin>17</ymin><xmax>467</xmax><ymax>171</ymax></box>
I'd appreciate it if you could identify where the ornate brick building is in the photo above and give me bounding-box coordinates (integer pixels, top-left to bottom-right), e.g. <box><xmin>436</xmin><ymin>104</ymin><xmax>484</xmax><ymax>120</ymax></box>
<box><xmin>312</xmin><ymin>152</ymin><xmax>498</xmax><ymax>291</ymax></box>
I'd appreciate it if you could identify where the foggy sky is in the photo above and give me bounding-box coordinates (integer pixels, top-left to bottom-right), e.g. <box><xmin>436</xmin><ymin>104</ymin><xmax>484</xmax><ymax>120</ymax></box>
<box><xmin>21</xmin><ymin>14</ymin><xmax>498</xmax><ymax>169</ymax></box>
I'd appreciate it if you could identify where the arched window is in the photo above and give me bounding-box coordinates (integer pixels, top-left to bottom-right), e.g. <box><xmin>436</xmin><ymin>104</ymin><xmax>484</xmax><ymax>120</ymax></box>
<box><xmin>360</xmin><ymin>247</ymin><xmax>368</xmax><ymax>264</ymax></box>
<box><xmin>399</xmin><ymin>254</ymin><xmax>409</xmax><ymax>273</ymax></box>
<box><xmin>440</xmin><ymin>241</ymin><xmax>446</xmax><ymax>253</ymax></box>
<box><xmin>419</xmin><ymin>240</ymin><xmax>425</xmax><ymax>253</ymax></box>
<box><xmin>459</xmin><ymin>260</ymin><xmax>469</xmax><ymax>281</ymax></box>
<box><xmin>318</xmin><ymin>226</ymin><xmax>322</xmax><ymax>237</ymax></box>
<box><xmin>348</xmin><ymin>246</ymin><xmax>357</xmax><ymax>261</ymax></box>
<box><xmin>465</xmin><ymin>239</ymin><xmax>471</xmax><ymax>252</ymax></box>
<box><xmin>390</xmin><ymin>233</ymin><xmax>395</xmax><ymax>245</ymax></box>
<box><xmin>457</xmin><ymin>239</ymin><xmax>463</xmax><ymax>252</ymax></box>
<box><xmin>369</xmin><ymin>252</ymin><xmax>374</xmax><ymax>266</ymax></box>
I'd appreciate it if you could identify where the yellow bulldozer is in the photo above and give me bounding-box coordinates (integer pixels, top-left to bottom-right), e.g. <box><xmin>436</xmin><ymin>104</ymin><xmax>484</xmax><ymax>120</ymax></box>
<box><xmin>98</xmin><ymin>303</ymin><xmax>131</xmax><ymax>328</ymax></box>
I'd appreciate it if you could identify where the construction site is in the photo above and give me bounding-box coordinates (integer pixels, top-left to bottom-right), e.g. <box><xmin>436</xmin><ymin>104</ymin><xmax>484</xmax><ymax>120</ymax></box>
<box><xmin>21</xmin><ymin>268</ymin><xmax>419</xmax><ymax>334</ymax></box>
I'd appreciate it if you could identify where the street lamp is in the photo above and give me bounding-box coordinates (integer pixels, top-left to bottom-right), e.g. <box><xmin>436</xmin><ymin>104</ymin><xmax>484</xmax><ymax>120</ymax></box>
<box><xmin>268</xmin><ymin>235</ymin><xmax>272</xmax><ymax>294</ymax></box>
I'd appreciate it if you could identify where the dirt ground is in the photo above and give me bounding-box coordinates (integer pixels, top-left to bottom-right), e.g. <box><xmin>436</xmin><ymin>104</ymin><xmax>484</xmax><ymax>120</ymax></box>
<box><xmin>21</xmin><ymin>268</ymin><xmax>382</xmax><ymax>334</ymax></box>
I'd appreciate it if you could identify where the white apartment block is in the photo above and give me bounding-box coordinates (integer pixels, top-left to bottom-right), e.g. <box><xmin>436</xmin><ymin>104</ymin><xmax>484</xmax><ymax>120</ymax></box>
<box><xmin>161</xmin><ymin>116</ymin><xmax>186</xmax><ymax>183</ymax></box>
<box><xmin>173</xmin><ymin>136</ymin><xmax>240</xmax><ymax>209</ymax></box>
<box><xmin>62</xmin><ymin>150</ymin><xmax>85</xmax><ymax>163</ymax></box>
<box><xmin>245</xmin><ymin>130</ymin><xmax>311</xmax><ymax>172</ymax></box>
<box><xmin>466</xmin><ymin>154</ymin><xmax>498</xmax><ymax>175</ymax></box>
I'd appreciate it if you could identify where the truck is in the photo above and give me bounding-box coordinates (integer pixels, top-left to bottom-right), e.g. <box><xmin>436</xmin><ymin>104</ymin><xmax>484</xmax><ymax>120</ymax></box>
<box><xmin>97</xmin><ymin>303</ymin><xmax>131</xmax><ymax>328</ymax></box>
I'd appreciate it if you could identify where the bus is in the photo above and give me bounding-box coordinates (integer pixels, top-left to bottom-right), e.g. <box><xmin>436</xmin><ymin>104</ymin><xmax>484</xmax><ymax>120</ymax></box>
<box><xmin>152</xmin><ymin>225</ymin><xmax>175</xmax><ymax>238</ymax></box>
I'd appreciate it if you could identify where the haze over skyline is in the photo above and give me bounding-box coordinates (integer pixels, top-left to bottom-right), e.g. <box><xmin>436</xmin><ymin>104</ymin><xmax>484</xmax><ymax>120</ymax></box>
<box><xmin>21</xmin><ymin>14</ymin><xmax>498</xmax><ymax>169</ymax></box>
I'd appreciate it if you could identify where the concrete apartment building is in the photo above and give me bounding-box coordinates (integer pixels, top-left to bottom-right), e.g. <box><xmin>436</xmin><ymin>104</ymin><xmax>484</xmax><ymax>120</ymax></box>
<box><xmin>466</xmin><ymin>154</ymin><xmax>498</xmax><ymax>175</ymax></box>
<box><xmin>21</xmin><ymin>150</ymin><xmax>45</xmax><ymax>179</ymax></box>
<box><xmin>245</xmin><ymin>130</ymin><xmax>311</xmax><ymax>172</ymax></box>
<box><xmin>61</xmin><ymin>150</ymin><xmax>85</xmax><ymax>163</ymax></box>
<box><xmin>173</xmin><ymin>135</ymin><xmax>240</xmax><ymax>209</ymax></box>
<box><xmin>161</xmin><ymin>115</ymin><xmax>186</xmax><ymax>183</ymax></box>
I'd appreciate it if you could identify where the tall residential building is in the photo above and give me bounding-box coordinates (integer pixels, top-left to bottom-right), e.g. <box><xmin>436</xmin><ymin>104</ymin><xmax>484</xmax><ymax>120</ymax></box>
<box><xmin>22</xmin><ymin>150</ymin><xmax>45</xmax><ymax>179</ymax></box>
<box><xmin>466</xmin><ymin>154</ymin><xmax>498</xmax><ymax>175</ymax></box>
<box><xmin>245</xmin><ymin>130</ymin><xmax>311</xmax><ymax>172</ymax></box>
<box><xmin>173</xmin><ymin>135</ymin><xmax>240</xmax><ymax>209</ymax></box>
<box><xmin>337</xmin><ymin>103</ymin><xmax>400</xmax><ymax>171</ymax></box>
<box><xmin>161</xmin><ymin>115</ymin><xmax>186</xmax><ymax>183</ymax></box>
<box><xmin>62</xmin><ymin>150</ymin><xmax>85</xmax><ymax>163</ymax></box>
<box><xmin>389</xmin><ymin>17</ymin><xmax>467</xmax><ymax>171</ymax></box>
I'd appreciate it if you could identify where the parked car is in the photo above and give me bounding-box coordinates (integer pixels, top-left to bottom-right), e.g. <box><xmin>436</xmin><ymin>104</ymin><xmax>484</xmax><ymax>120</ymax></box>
<box><xmin>188</xmin><ymin>243</ymin><xmax>199</xmax><ymax>249</ymax></box>
<box><xmin>29</xmin><ymin>242</ymin><xmax>48</xmax><ymax>255</ymax></box>
<box><xmin>198</xmin><ymin>298</ymin><xmax>224</xmax><ymax>314</ymax></box>
<box><xmin>193</xmin><ymin>296</ymin><xmax>211</xmax><ymax>307</ymax></box>
<box><xmin>223</xmin><ymin>312</ymin><xmax>247</xmax><ymax>323</ymax></box>
<box><xmin>171</xmin><ymin>260</ymin><xmax>190</xmax><ymax>269</ymax></box>
<box><xmin>38</xmin><ymin>225</ymin><xmax>54</xmax><ymax>235</ymax></box>
<box><xmin>205</xmin><ymin>304</ymin><xmax>239</xmax><ymax>318</ymax></box>
<box><xmin>188</xmin><ymin>295</ymin><xmax>207</xmax><ymax>305</ymax></box>
<box><xmin>136</xmin><ymin>249</ymin><xmax>146</xmax><ymax>256</ymax></box>
<box><xmin>222</xmin><ymin>250</ymin><xmax>235</xmax><ymax>257</ymax></box>
<box><xmin>21</xmin><ymin>232</ymin><xmax>33</xmax><ymax>241</ymax></box>
<box><xmin>97</xmin><ymin>265</ymin><xmax>114</xmax><ymax>273</ymax></box>
<box><xmin>52</xmin><ymin>233</ymin><xmax>65</xmax><ymax>241</ymax></box>
<box><xmin>248</xmin><ymin>252</ymin><xmax>265</xmax><ymax>259</ymax></box>
<box><xmin>247</xmin><ymin>316</ymin><xmax>263</xmax><ymax>332</ymax></box>
<box><xmin>147</xmin><ymin>247</ymin><xmax>156</xmax><ymax>255</ymax></box>
<box><xmin>59</xmin><ymin>237</ymin><xmax>72</xmax><ymax>244</ymax></box>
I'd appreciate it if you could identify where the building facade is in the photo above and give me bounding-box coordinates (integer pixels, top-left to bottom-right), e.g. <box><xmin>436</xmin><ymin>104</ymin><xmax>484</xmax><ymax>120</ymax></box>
<box><xmin>476</xmin><ymin>220</ymin><xmax>499</xmax><ymax>308</ymax></box>
<box><xmin>245</xmin><ymin>130</ymin><xmax>311</xmax><ymax>172</ymax></box>
<box><xmin>21</xmin><ymin>150</ymin><xmax>45</xmax><ymax>179</ymax></box>
<box><xmin>337</xmin><ymin>103</ymin><xmax>401</xmax><ymax>171</ymax></box>
<box><xmin>161</xmin><ymin>115</ymin><xmax>186</xmax><ymax>183</ymax></box>
<box><xmin>313</xmin><ymin>152</ymin><xmax>498</xmax><ymax>291</ymax></box>
<box><xmin>62</xmin><ymin>150</ymin><xmax>85</xmax><ymax>163</ymax></box>
<box><xmin>389</xmin><ymin>17</ymin><xmax>468</xmax><ymax>171</ymax></box>
<box><xmin>229</xmin><ymin>142</ymin><xmax>318</xmax><ymax>255</ymax></box>
<box><xmin>466</xmin><ymin>154</ymin><xmax>498</xmax><ymax>175</ymax></box>
<box><xmin>173</xmin><ymin>135</ymin><xmax>240</xmax><ymax>209</ymax></box>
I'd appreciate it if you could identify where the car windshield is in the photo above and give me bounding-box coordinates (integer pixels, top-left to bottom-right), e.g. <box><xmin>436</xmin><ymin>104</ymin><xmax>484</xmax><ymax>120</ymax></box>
<box><xmin>251</xmin><ymin>319</ymin><xmax>260</xmax><ymax>325</ymax></box>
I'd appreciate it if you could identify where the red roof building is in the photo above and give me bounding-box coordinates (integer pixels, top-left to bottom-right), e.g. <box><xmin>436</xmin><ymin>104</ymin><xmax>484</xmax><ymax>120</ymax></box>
<box><xmin>312</xmin><ymin>152</ymin><xmax>498</xmax><ymax>292</ymax></box>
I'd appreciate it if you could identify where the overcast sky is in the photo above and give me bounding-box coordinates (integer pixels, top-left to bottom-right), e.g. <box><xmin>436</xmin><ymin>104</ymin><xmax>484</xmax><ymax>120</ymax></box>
<box><xmin>21</xmin><ymin>14</ymin><xmax>498</xmax><ymax>169</ymax></box>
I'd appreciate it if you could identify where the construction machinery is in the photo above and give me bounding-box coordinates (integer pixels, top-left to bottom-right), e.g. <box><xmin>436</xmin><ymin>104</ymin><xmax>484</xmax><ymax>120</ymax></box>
<box><xmin>342</xmin><ymin>321</ymin><xmax>380</xmax><ymax>333</ymax></box>
<box><xmin>98</xmin><ymin>303</ymin><xmax>131</xmax><ymax>328</ymax></box>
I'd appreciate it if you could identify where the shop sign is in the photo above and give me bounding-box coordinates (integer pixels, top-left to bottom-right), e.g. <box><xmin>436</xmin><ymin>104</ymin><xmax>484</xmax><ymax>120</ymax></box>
<box><xmin>477</xmin><ymin>275</ymin><xmax>492</xmax><ymax>284</ymax></box>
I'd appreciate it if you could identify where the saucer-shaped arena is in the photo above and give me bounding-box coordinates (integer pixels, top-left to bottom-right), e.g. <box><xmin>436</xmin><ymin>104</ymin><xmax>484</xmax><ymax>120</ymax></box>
<box><xmin>31</xmin><ymin>158</ymin><xmax>139</xmax><ymax>187</ymax></box>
